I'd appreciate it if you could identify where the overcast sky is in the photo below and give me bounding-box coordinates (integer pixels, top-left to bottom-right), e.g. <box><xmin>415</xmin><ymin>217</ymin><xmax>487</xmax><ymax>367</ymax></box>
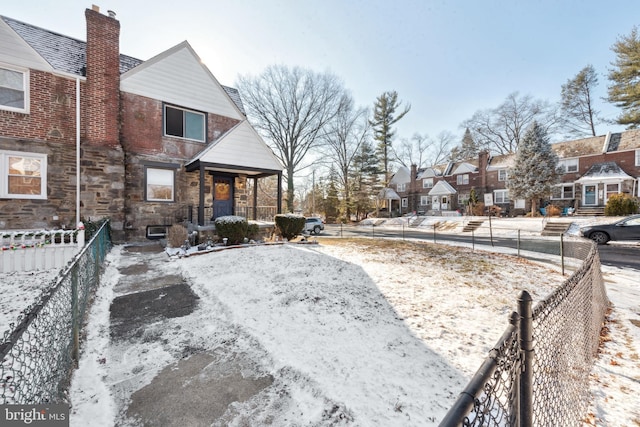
<box><xmin>3</xmin><ymin>0</ymin><xmax>637</xmax><ymax>142</ymax></box>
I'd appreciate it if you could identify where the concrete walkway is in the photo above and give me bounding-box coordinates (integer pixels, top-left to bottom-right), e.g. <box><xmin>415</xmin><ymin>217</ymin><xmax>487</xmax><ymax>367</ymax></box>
<box><xmin>109</xmin><ymin>243</ymin><xmax>274</xmax><ymax>426</ymax></box>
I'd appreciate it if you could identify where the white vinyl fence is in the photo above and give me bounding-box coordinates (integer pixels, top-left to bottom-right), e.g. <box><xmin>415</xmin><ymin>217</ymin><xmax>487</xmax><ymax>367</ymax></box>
<box><xmin>0</xmin><ymin>228</ymin><xmax>85</xmax><ymax>273</ymax></box>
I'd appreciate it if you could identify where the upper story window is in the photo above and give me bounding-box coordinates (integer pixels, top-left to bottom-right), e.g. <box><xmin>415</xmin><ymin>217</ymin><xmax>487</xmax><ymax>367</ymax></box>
<box><xmin>423</xmin><ymin>178</ymin><xmax>433</xmax><ymax>188</ymax></box>
<box><xmin>145</xmin><ymin>166</ymin><xmax>175</xmax><ymax>202</ymax></box>
<box><xmin>0</xmin><ymin>151</ymin><xmax>46</xmax><ymax>199</ymax></box>
<box><xmin>498</xmin><ymin>169</ymin><xmax>508</xmax><ymax>181</ymax></box>
<box><xmin>164</xmin><ymin>104</ymin><xmax>206</xmax><ymax>142</ymax></box>
<box><xmin>0</xmin><ymin>66</ymin><xmax>29</xmax><ymax>113</ymax></box>
<box><xmin>456</xmin><ymin>174</ymin><xmax>469</xmax><ymax>185</ymax></box>
<box><xmin>397</xmin><ymin>183</ymin><xmax>406</xmax><ymax>192</ymax></box>
<box><xmin>558</xmin><ymin>158</ymin><xmax>579</xmax><ymax>173</ymax></box>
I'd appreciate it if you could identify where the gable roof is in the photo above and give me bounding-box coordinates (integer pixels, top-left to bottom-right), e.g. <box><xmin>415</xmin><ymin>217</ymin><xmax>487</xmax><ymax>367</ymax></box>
<box><xmin>417</xmin><ymin>167</ymin><xmax>442</xmax><ymax>179</ymax></box>
<box><xmin>451</xmin><ymin>162</ymin><xmax>477</xmax><ymax>175</ymax></box>
<box><xmin>576</xmin><ymin>162</ymin><xmax>635</xmax><ymax>183</ymax></box>
<box><xmin>0</xmin><ymin>15</ymin><xmax>245</xmax><ymax>114</ymax></box>
<box><xmin>186</xmin><ymin>120</ymin><xmax>283</xmax><ymax>175</ymax></box>
<box><xmin>389</xmin><ymin>166</ymin><xmax>411</xmax><ymax>185</ymax></box>
<box><xmin>428</xmin><ymin>180</ymin><xmax>457</xmax><ymax>196</ymax></box>
<box><xmin>552</xmin><ymin>129</ymin><xmax>640</xmax><ymax>158</ymax></box>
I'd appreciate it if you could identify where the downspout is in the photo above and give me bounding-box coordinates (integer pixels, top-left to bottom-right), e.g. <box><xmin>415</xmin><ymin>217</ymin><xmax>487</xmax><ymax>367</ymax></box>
<box><xmin>76</xmin><ymin>77</ymin><xmax>81</xmax><ymax>226</ymax></box>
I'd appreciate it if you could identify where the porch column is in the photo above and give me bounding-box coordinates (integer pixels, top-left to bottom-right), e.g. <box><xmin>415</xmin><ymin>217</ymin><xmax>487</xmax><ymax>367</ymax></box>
<box><xmin>277</xmin><ymin>172</ymin><xmax>283</xmax><ymax>214</ymax></box>
<box><xmin>252</xmin><ymin>177</ymin><xmax>258</xmax><ymax>220</ymax></box>
<box><xmin>198</xmin><ymin>166</ymin><xmax>205</xmax><ymax>226</ymax></box>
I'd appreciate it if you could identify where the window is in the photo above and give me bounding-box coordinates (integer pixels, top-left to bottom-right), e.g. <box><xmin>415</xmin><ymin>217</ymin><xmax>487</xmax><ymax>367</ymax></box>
<box><xmin>0</xmin><ymin>151</ymin><xmax>46</xmax><ymax>199</ymax></box>
<box><xmin>164</xmin><ymin>105</ymin><xmax>205</xmax><ymax>142</ymax></box>
<box><xmin>401</xmin><ymin>198</ymin><xmax>408</xmax><ymax>208</ymax></box>
<box><xmin>420</xmin><ymin>196</ymin><xmax>430</xmax><ymax>206</ymax></box>
<box><xmin>397</xmin><ymin>183</ymin><xmax>406</xmax><ymax>192</ymax></box>
<box><xmin>145</xmin><ymin>167</ymin><xmax>175</xmax><ymax>201</ymax></box>
<box><xmin>494</xmin><ymin>190</ymin><xmax>509</xmax><ymax>204</ymax></box>
<box><xmin>558</xmin><ymin>158</ymin><xmax>579</xmax><ymax>173</ymax></box>
<box><xmin>0</xmin><ymin>66</ymin><xmax>28</xmax><ymax>113</ymax></box>
<box><xmin>551</xmin><ymin>184</ymin><xmax>575</xmax><ymax>200</ymax></box>
<box><xmin>457</xmin><ymin>174</ymin><xmax>469</xmax><ymax>185</ymax></box>
<box><xmin>458</xmin><ymin>193</ymin><xmax>469</xmax><ymax>205</ymax></box>
<box><xmin>636</xmin><ymin>149</ymin><xmax>640</xmax><ymax>167</ymax></box>
<box><xmin>606</xmin><ymin>183</ymin><xmax>620</xmax><ymax>200</ymax></box>
<box><xmin>423</xmin><ymin>178</ymin><xmax>433</xmax><ymax>188</ymax></box>
<box><xmin>498</xmin><ymin>169</ymin><xmax>508</xmax><ymax>181</ymax></box>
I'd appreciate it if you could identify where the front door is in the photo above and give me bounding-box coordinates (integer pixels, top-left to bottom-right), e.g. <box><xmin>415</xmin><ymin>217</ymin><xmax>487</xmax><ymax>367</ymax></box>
<box><xmin>213</xmin><ymin>176</ymin><xmax>233</xmax><ymax>218</ymax></box>
<box><xmin>583</xmin><ymin>184</ymin><xmax>597</xmax><ymax>206</ymax></box>
<box><xmin>441</xmin><ymin>196</ymin><xmax>449</xmax><ymax>210</ymax></box>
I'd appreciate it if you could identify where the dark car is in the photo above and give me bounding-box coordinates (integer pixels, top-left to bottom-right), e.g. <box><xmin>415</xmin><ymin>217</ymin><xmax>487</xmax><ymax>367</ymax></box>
<box><xmin>580</xmin><ymin>214</ymin><xmax>640</xmax><ymax>244</ymax></box>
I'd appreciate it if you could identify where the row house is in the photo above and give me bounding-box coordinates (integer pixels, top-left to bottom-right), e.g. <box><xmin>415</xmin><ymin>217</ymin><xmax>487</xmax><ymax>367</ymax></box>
<box><xmin>0</xmin><ymin>6</ymin><xmax>284</xmax><ymax>242</ymax></box>
<box><xmin>389</xmin><ymin>129</ymin><xmax>640</xmax><ymax>216</ymax></box>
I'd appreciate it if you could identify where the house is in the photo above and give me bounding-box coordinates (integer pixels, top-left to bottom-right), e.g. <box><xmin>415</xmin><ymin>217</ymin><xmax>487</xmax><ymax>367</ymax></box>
<box><xmin>0</xmin><ymin>6</ymin><xmax>283</xmax><ymax>242</ymax></box>
<box><xmin>389</xmin><ymin>130</ymin><xmax>640</xmax><ymax>216</ymax></box>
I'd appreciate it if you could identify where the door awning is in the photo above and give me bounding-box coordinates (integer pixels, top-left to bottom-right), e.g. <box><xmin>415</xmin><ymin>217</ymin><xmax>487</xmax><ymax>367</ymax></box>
<box><xmin>428</xmin><ymin>180</ymin><xmax>457</xmax><ymax>196</ymax></box>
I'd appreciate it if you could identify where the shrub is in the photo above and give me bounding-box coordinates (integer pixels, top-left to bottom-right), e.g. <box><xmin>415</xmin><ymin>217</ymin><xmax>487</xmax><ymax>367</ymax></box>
<box><xmin>168</xmin><ymin>224</ymin><xmax>188</xmax><ymax>248</ymax></box>
<box><xmin>247</xmin><ymin>222</ymin><xmax>260</xmax><ymax>240</ymax></box>
<box><xmin>214</xmin><ymin>216</ymin><xmax>248</xmax><ymax>245</ymax></box>
<box><xmin>274</xmin><ymin>214</ymin><xmax>305</xmax><ymax>240</ymax></box>
<box><xmin>605</xmin><ymin>193</ymin><xmax>639</xmax><ymax>216</ymax></box>
<box><xmin>547</xmin><ymin>205</ymin><xmax>561</xmax><ymax>217</ymax></box>
<box><xmin>472</xmin><ymin>202</ymin><xmax>485</xmax><ymax>216</ymax></box>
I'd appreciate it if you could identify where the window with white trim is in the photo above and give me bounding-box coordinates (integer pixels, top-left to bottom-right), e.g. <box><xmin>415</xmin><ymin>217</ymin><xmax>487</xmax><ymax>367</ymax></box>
<box><xmin>636</xmin><ymin>149</ymin><xmax>640</xmax><ymax>167</ymax></box>
<box><xmin>145</xmin><ymin>167</ymin><xmax>175</xmax><ymax>202</ymax></box>
<box><xmin>498</xmin><ymin>169</ymin><xmax>508</xmax><ymax>181</ymax></box>
<box><xmin>164</xmin><ymin>104</ymin><xmax>206</xmax><ymax>142</ymax></box>
<box><xmin>401</xmin><ymin>198</ymin><xmax>408</xmax><ymax>207</ymax></box>
<box><xmin>397</xmin><ymin>183</ymin><xmax>406</xmax><ymax>192</ymax></box>
<box><xmin>456</xmin><ymin>174</ymin><xmax>469</xmax><ymax>185</ymax></box>
<box><xmin>0</xmin><ymin>66</ymin><xmax>28</xmax><ymax>113</ymax></box>
<box><xmin>420</xmin><ymin>196</ymin><xmax>430</xmax><ymax>206</ymax></box>
<box><xmin>558</xmin><ymin>158</ymin><xmax>579</xmax><ymax>173</ymax></box>
<box><xmin>458</xmin><ymin>193</ymin><xmax>469</xmax><ymax>205</ymax></box>
<box><xmin>423</xmin><ymin>178</ymin><xmax>433</xmax><ymax>188</ymax></box>
<box><xmin>551</xmin><ymin>184</ymin><xmax>575</xmax><ymax>200</ymax></box>
<box><xmin>494</xmin><ymin>189</ymin><xmax>509</xmax><ymax>204</ymax></box>
<box><xmin>0</xmin><ymin>151</ymin><xmax>46</xmax><ymax>199</ymax></box>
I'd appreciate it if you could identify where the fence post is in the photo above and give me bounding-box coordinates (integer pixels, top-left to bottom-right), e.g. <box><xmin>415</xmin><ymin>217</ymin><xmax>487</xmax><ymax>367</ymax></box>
<box><xmin>71</xmin><ymin>263</ymin><xmax>80</xmax><ymax>366</ymax></box>
<box><xmin>560</xmin><ymin>234</ymin><xmax>565</xmax><ymax>276</ymax></box>
<box><xmin>433</xmin><ymin>223</ymin><xmax>436</xmax><ymax>243</ymax></box>
<box><xmin>340</xmin><ymin>223</ymin><xmax>343</xmax><ymax>238</ymax></box>
<box><xmin>517</xmin><ymin>229</ymin><xmax>521</xmax><ymax>258</ymax></box>
<box><xmin>518</xmin><ymin>290</ymin><xmax>534</xmax><ymax>427</ymax></box>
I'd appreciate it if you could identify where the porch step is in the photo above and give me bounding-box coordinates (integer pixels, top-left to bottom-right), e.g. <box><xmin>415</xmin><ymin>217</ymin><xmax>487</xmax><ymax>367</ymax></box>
<box><xmin>541</xmin><ymin>221</ymin><xmax>572</xmax><ymax>236</ymax></box>
<box><xmin>575</xmin><ymin>207</ymin><xmax>605</xmax><ymax>216</ymax></box>
<box><xmin>409</xmin><ymin>217</ymin><xmax>427</xmax><ymax>227</ymax></box>
<box><xmin>462</xmin><ymin>220</ymin><xmax>485</xmax><ymax>232</ymax></box>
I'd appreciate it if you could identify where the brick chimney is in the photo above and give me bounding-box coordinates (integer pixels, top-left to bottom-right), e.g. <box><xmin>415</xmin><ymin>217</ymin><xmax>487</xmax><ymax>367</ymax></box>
<box><xmin>478</xmin><ymin>150</ymin><xmax>489</xmax><ymax>191</ymax></box>
<box><xmin>85</xmin><ymin>6</ymin><xmax>120</xmax><ymax>147</ymax></box>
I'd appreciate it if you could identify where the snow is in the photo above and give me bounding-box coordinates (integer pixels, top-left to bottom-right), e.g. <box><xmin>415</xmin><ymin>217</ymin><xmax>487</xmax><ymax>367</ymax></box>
<box><xmin>1</xmin><ymin>216</ymin><xmax>638</xmax><ymax>425</ymax></box>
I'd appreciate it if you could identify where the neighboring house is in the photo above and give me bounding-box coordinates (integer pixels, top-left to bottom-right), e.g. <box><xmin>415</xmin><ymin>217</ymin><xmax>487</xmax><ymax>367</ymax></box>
<box><xmin>389</xmin><ymin>130</ymin><xmax>640</xmax><ymax>216</ymax></box>
<box><xmin>0</xmin><ymin>6</ymin><xmax>283</xmax><ymax>242</ymax></box>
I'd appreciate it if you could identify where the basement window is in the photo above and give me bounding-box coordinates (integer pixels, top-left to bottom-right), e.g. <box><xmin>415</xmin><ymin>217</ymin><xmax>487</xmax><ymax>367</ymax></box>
<box><xmin>0</xmin><ymin>151</ymin><xmax>46</xmax><ymax>199</ymax></box>
<box><xmin>164</xmin><ymin>104</ymin><xmax>206</xmax><ymax>142</ymax></box>
<box><xmin>146</xmin><ymin>225</ymin><xmax>168</xmax><ymax>239</ymax></box>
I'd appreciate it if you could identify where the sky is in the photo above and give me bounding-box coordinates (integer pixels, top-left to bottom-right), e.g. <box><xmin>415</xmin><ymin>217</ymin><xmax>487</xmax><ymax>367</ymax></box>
<box><xmin>2</xmin><ymin>0</ymin><xmax>638</xmax><ymax>143</ymax></box>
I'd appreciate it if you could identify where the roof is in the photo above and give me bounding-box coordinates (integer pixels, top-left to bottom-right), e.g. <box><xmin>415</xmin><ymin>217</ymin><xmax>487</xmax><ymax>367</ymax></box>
<box><xmin>416</xmin><ymin>167</ymin><xmax>442</xmax><ymax>179</ymax></box>
<box><xmin>576</xmin><ymin>162</ymin><xmax>635</xmax><ymax>183</ymax></box>
<box><xmin>428</xmin><ymin>180</ymin><xmax>457</xmax><ymax>196</ymax></box>
<box><xmin>0</xmin><ymin>15</ymin><xmax>245</xmax><ymax>114</ymax></box>
<box><xmin>552</xmin><ymin>129</ymin><xmax>640</xmax><ymax>158</ymax></box>
<box><xmin>378</xmin><ymin>188</ymin><xmax>401</xmax><ymax>200</ymax></box>
<box><xmin>389</xmin><ymin>166</ymin><xmax>411</xmax><ymax>185</ymax></box>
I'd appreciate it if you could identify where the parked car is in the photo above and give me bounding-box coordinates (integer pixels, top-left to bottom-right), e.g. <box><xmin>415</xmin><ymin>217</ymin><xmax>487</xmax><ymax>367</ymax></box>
<box><xmin>304</xmin><ymin>217</ymin><xmax>325</xmax><ymax>234</ymax></box>
<box><xmin>580</xmin><ymin>214</ymin><xmax>640</xmax><ymax>244</ymax></box>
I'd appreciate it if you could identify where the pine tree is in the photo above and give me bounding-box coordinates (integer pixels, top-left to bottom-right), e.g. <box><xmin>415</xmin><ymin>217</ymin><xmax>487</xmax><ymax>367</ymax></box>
<box><xmin>561</xmin><ymin>65</ymin><xmax>601</xmax><ymax>136</ymax></box>
<box><xmin>323</xmin><ymin>167</ymin><xmax>341</xmax><ymax>222</ymax></box>
<box><xmin>450</xmin><ymin>128</ymin><xmax>479</xmax><ymax>161</ymax></box>
<box><xmin>507</xmin><ymin>122</ymin><xmax>561</xmax><ymax>215</ymax></box>
<box><xmin>351</xmin><ymin>140</ymin><xmax>379</xmax><ymax>220</ymax></box>
<box><xmin>607</xmin><ymin>26</ymin><xmax>640</xmax><ymax>128</ymax></box>
<box><xmin>370</xmin><ymin>91</ymin><xmax>410</xmax><ymax>185</ymax></box>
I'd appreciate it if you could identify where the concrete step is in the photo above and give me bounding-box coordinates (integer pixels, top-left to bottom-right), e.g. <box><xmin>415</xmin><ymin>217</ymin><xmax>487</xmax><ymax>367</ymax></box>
<box><xmin>541</xmin><ymin>221</ymin><xmax>572</xmax><ymax>236</ymax></box>
<box><xmin>462</xmin><ymin>220</ymin><xmax>485</xmax><ymax>232</ymax></box>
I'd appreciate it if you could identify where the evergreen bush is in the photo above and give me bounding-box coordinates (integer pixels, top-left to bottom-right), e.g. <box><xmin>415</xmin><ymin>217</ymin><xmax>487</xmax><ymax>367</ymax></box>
<box><xmin>247</xmin><ymin>222</ymin><xmax>260</xmax><ymax>240</ymax></box>
<box><xmin>274</xmin><ymin>214</ymin><xmax>305</xmax><ymax>240</ymax></box>
<box><xmin>604</xmin><ymin>193</ymin><xmax>639</xmax><ymax>216</ymax></box>
<box><xmin>214</xmin><ymin>216</ymin><xmax>248</xmax><ymax>244</ymax></box>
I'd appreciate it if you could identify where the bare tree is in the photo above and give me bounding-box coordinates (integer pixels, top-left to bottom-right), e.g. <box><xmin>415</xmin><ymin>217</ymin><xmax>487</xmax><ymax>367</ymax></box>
<box><xmin>560</xmin><ymin>65</ymin><xmax>601</xmax><ymax>137</ymax></box>
<box><xmin>318</xmin><ymin>100</ymin><xmax>370</xmax><ymax>220</ymax></box>
<box><xmin>237</xmin><ymin>65</ymin><xmax>351</xmax><ymax>212</ymax></box>
<box><xmin>430</xmin><ymin>131</ymin><xmax>456</xmax><ymax>165</ymax></box>
<box><xmin>393</xmin><ymin>131</ymin><xmax>455</xmax><ymax>170</ymax></box>
<box><xmin>462</xmin><ymin>92</ymin><xmax>559</xmax><ymax>155</ymax></box>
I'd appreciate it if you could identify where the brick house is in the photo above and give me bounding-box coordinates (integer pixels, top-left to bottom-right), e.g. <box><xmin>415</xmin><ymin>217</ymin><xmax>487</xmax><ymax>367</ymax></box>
<box><xmin>390</xmin><ymin>130</ymin><xmax>640</xmax><ymax>216</ymax></box>
<box><xmin>0</xmin><ymin>6</ymin><xmax>283</xmax><ymax>242</ymax></box>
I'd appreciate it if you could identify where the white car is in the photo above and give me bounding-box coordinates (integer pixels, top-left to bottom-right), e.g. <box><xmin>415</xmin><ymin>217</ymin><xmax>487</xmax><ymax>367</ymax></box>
<box><xmin>304</xmin><ymin>217</ymin><xmax>325</xmax><ymax>234</ymax></box>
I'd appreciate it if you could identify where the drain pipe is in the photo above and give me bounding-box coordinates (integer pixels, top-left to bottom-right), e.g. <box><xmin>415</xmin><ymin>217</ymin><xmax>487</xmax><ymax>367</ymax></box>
<box><xmin>76</xmin><ymin>77</ymin><xmax>80</xmax><ymax>226</ymax></box>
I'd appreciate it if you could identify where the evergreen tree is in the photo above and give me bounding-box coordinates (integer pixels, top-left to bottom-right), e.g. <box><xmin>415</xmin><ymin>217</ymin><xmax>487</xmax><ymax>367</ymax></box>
<box><xmin>450</xmin><ymin>128</ymin><xmax>479</xmax><ymax>161</ymax></box>
<box><xmin>560</xmin><ymin>65</ymin><xmax>601</xmax><ymax>137</ymax></box>
<box><xmin>370</xmin><ymin>91</ymin><xmax>410</xmax><ymax>185</ymax></box>
<box><xmin>323</xmin><ymin>167</ymin><xmax>341</xmax><ymax>222</ymax></box>
<box><xmin>607</xmin><ymin>26</ymin><xmax>640</xmax><ymax>128</ymax></box>
<box><xmin>507</xmin><ymin>122</ymin><xmax>561</xmax><ymax>215</ymax></box>
<box><xmin>350</xmin><ymin>140</ymin><xmax>379</xmax><ymax>220</ymax></box>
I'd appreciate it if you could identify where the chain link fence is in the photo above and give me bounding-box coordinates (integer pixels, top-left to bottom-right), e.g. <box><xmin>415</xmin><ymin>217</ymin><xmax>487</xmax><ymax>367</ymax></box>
<box><xmin>0</xmin><ymin>221</ymin><xmax>111</xmax><ymax>404</ymax></box>
<box><xmin>327</xmin><ymin>222</ymin><xmax>608</xmax><ymax>425</ymax></box>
